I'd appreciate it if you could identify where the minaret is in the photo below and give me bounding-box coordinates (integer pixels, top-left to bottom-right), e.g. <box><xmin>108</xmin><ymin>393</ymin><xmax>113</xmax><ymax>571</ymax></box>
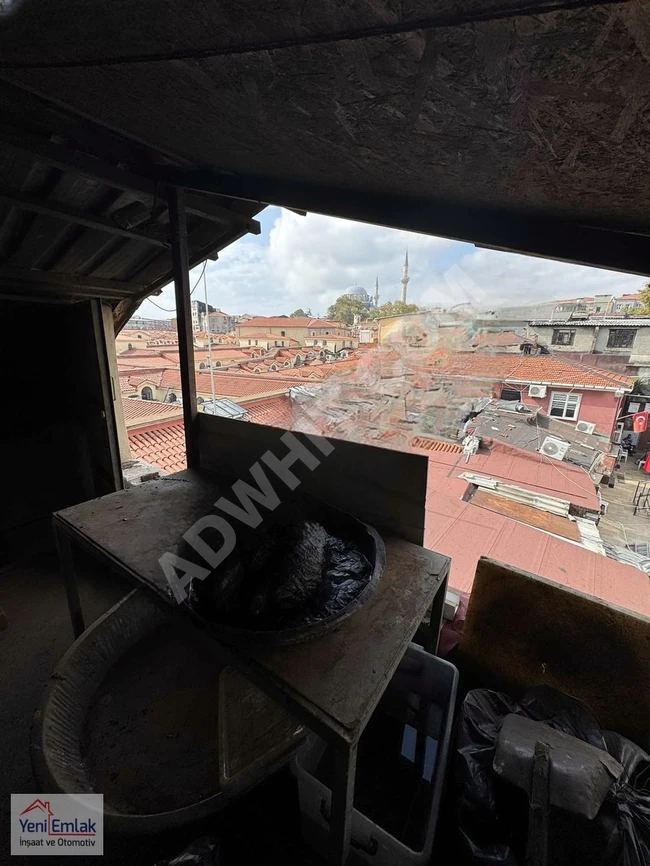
<box><xmin>400</xmin><ymin>249</ymin><xmax>409</xmax><ymax>303</ymax></box>
<box><xmin>374</xmin><ymin>275</ymin><xmax>380</xmax><ymax>308</ymax></box>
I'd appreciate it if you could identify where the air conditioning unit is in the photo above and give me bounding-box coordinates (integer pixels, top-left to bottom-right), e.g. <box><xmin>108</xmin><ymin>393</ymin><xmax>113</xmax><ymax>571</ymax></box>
<box><xmin>539</xmin><ymin>436</ymin><xmax>570</xmax><ymax>461</ymax></box>
<box><xmin>576</xmin><ymin>421</ymin><xmax>596</xmax><ymax>435</ymax></box>
<box><xmin>528</xmin><ymin>385</ymin><xmax>547</xmax><ymax>398</ymax></box>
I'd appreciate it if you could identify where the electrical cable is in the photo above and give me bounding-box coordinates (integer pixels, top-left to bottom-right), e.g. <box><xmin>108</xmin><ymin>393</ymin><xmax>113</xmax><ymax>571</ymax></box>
<box><xmin>143</xmin><ymin>260</ymin><xmax>208</xmax><ymax>313</ymax></box>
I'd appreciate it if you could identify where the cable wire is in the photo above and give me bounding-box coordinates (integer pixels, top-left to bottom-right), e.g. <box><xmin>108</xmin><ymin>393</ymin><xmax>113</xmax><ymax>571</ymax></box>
<box><xmin>142</xmin><ymin>260</ymin><xmax>208</xmax><ymax>313</ymax></box>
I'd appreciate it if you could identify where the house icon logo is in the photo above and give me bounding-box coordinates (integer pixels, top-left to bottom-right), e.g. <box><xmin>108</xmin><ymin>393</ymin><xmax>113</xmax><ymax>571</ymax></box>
<box><xmin>11</xmin><ymin>793</ymin><xmax>103</xmax><ymax>856</ymax></box>
<box><xmin>21</xmin><ymin>799</ymin><xmax>54</xmax><ymax>818</ymax></box>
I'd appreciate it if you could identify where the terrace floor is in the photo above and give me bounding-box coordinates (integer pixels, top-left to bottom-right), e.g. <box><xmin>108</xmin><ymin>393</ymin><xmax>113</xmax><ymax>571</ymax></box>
<box><xmin>598</xmin><ymin>457</ymin><xmax>650</xmax><ymax>549</ymax></box>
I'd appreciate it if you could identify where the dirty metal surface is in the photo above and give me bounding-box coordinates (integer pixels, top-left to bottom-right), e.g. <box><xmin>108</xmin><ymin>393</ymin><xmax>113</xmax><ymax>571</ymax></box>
<box><xmin>472</xmin><ymin>489</ymin><xmax>581</xmax><ymax>541</ymax></box>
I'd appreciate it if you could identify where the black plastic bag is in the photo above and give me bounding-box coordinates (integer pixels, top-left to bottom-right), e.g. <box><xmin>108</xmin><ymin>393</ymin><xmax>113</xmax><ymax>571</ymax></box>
<box><xmin>455</xmin><ymin>686</ymin><xmax>650</xmax><ymax>866</ymax></box>
<box><xmin>155</xmin><ymin>836</ymin><xmax>220</xmax><ymax>866</ymax></box>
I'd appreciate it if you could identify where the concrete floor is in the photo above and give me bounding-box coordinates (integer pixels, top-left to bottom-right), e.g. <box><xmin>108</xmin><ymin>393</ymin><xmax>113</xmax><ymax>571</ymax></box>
<box><xmin>0</xmin><ymin>551</ymin><xmax>321</xmax><ymax>866</ymax></box>
<box><xmin>598</xmin><ymin>457</ymin><xmax>650</xmax><ymax>548</ymax></box>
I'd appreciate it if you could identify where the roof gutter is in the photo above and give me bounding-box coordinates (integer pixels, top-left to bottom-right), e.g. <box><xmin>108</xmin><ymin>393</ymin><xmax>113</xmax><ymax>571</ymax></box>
<box><xmin>507</xmin><ymin>378</ymin><xmax>632</xmax><ymax>392</ymax></box>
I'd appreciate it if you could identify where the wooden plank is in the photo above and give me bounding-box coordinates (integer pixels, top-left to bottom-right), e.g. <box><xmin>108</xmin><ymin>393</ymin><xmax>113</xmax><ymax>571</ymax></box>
<box><xmin>0</xmin><ymin>263</ymin><xmax>144</xmax><ymax>297</ymax></box>
<box><xmin>472</xmin><ymin>489</ymin><xmax>581</xmax><ymax>541</ymax></box>
<box><xmin>185</xmin><ymin>193</ymin><xmax>261</xmax><ymax>234</ymax></box>
<box><xmin>197</xmin><ymin>413</ymin><xmax>429</xmax><ymax>545</ymax></box>
<box><xmin>0</xmin><ymin>185</ymin><xmax>169</xmax><ymax>247</ymax></box>
<box><xmin>168</xmin><ymin>185</ymin><xmax>198</xmax><ymax>467</ymax></box>
<box><xmin>54</xmin><ymin>467</ymin><xmax>448</xmax><ymax>739</ymax></box>
<box><xmin>459</xmin><ymin>558</ymin><xmax>650</xmax><ymax>751</ymax></box>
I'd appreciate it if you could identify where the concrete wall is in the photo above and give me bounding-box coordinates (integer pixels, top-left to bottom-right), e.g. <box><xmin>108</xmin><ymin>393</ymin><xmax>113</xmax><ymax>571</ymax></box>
<box><xmin>630</xmin><ymin>327</ymin><xmax>650</xmax><ymax>365</ymax></box>
<box><xmin>532</xmin><ymin>325</ymin><xmax>596</xmax><ymax>352</ymax></box>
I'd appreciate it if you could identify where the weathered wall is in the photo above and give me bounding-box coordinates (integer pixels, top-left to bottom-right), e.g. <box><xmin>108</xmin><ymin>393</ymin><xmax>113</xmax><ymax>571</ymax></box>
<box><xmin>532</xmin><ymin>325</ymin><xmax>596</xmax><ymax>352</ymax></box>
<box><xmin>519</xmin><ymin>386</ymin><xmax>622</xmax><ymax>437</ymax></box>
<box><xmin>629</xmin><ymin>327</ymin><xmax>650</xmax><ymax>365</ymax></box>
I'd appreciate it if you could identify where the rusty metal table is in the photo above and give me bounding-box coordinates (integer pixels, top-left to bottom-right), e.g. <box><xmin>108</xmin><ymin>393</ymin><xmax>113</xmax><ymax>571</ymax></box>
<box><xmin>53</xmin><ymin>469</ymin><xmax>449</xmax><ymax>865</ymax></box>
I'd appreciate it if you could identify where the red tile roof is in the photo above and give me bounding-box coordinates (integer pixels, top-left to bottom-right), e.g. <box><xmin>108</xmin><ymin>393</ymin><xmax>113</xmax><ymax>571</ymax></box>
<box><xmin>142</xmin><ymin>369</ymin><xmax>296</xmax><ymax>400</ymax></box>
<box><xmin>434</xmin><ymin>352</ymin><xmax>633</xmax><ymax>390</ymax></box>
<box><xmin>470</xmin><ymin>331</ymin><xmax>531</xmax><ymax>348</ymax></box>
<box><xmin>128</xmin><ymin>420</ymin><xmax>187</xmax><ymax>474</ymax></box>
<box><xmin>241</xmin><ymin>317</ymin><xmax>343</xmax><ymax>329</ymax></box>
<box><xmin>121</xmin><ymin>398</ymin><xmax>183</xmax><ymax>427</ymax></box>
<box><xmin>242</xmin><ymin>396</ymin><xmax>294</xmax><ymax>428</ymax></box>
<box><xmin>239</xmin><ymin>332</ymin><xmax>301</xmax><ymax>343</ymax></box>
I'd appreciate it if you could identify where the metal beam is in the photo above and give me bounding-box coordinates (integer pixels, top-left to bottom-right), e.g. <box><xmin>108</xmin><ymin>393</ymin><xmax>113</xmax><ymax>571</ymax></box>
<box><xmin>0</xmin><ymin>264</ymin><xmax>145</xmax><ymax>299</ymax></box>
<box><xmin>168</xmin><ymin>185</ymin><xmax>199</xmax><ymax>468</ymax></box>
<box><xmin>0</xmin><ymin>186</ymin><xmax>169</xmax><ymax>247</ymax></box>
<box><xmin>171</xmin><ymin>168</ymin><xmax>650</xmax><ymax>278</ymax></box>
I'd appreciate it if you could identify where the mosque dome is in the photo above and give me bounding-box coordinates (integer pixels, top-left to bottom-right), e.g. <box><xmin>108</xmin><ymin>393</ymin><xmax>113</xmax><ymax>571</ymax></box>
<box><xmin>345</xmin><ymin>285</ymin><xmax>369</xmax><ymax>298</ymax></box>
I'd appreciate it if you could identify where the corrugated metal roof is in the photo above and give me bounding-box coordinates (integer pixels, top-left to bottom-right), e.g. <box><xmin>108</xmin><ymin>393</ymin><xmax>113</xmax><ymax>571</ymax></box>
<box><xmin>426</xmin><ymin>441</ymin><xmax>601</xmax><ymax>512</ymax></box>
<box><xmin>424</xmin><ymin>494</ymin><xmax>650</xmax><ymax>617</ymax></box>
<box><xmin>461</xmin><ymin>472</ymin><xmax>571</xmax><ymax>516</ymax></box>
<box><xmin>530</xmin><ymin>319</ymin><xmax>650</xmax><ymax>327</ymax></box>
<box><xmin>201</xmin><ymin>398</ymin><xmax>247</xmax><ymax>419</ymax></box>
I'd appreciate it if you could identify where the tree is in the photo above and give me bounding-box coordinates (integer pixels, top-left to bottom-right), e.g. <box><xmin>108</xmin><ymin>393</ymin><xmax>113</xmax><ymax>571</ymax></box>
<box><xmin>326</xmin><ymin>295</ymin><xmax>369</xmax><ymax>324</ymax></box>
<box><xmin>368</xmin><ymin>300</ymin><xmax>420</xmax><ymax>319</ymax></box>
<box><xmin>636</xmin><ymin>283</ymin><xmax>650</xmax><ymax>315</ymax></box>
<box><xmin>290</xmin><ymin>308</ymin><xmax>307</xmax><ymax>317</ymax></box>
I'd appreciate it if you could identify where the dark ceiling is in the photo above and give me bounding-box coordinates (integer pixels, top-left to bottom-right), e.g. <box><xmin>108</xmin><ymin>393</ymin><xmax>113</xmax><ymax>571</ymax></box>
<box><xmin>0</xmin><ymin>0</ymin><xmax>649</xmax><ymax>278</ymax></box>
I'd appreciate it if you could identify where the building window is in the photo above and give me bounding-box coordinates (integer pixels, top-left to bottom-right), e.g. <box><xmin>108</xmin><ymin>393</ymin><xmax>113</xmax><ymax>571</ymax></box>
<box><xmin>168</xmin><ymin>392</ymin><xmax>177</xmax><ymax>403</ymax></box>
<box><xmin>127</xmin><ymin>343</ymin><xmax>133</xmax><ymax>349</ymax></box>
<box><xmin>551</xmin><ymin>329</ymin><xmax>576</xmax><ymax>346</ymax></box>
<box><xmin>199</xmin><ymin>362</ymin><xmax>205</xmax><ymax>369</ymax></box>
<box><xmin>549</xmin><ymin>391</ymin><xmax>581</xmax><ymax>420</ymax></box>
<box><xmin>323</xmin><ymin>340</ymin><xmax>328</xmax><ymax>346</ymax></box>
<box><xmin>254</xmin><ymin>340</ymin><xmax>258</xmax><ymax>345</ymax></box>
<box><xmin>311</xmin><ymin>331</ymin><xmax>316</xmax><ymax>336</ymax></box>
<box><xmin>141</xmin><ymin>386</ymin><xmax>153</xmax><ymax>400</ymax></box>
<box><xmin>280</xmin><ymin>330</ymin><xmax>286</xmax><ymax>337</ymax></box>
<box><xmin>607</xmin><ymin>329</ymin><xmax>636</xmax><ymax>348</ymax></box>
<box><xmin>313</xmin><ymin>340</ymin><xmax>318</xmax><ymax>346</ymax></box>
<box><xmin>500</xmin><ymin>388</ymin><xmax>521</xmax><ymax>401</ymax></box>
<box><xmin>281</xmin><ymin>341</ymin><xmax>285</xmax><ymax>346</ymax></box>
<box><xmin>248</xmin><ymin>339</ymin><xmax>251</xmax><ymax>345</ymax></box>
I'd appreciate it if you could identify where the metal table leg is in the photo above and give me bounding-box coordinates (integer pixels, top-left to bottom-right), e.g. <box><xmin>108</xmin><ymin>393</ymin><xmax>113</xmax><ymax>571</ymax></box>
<box><xmin>54</xmin><ymin>524</ymin><xmax>85</xmax><ymax>639</ymax></box>
<box><xmin>328</xmin><ymin>740</ymin><xmax>358</xmax><ymax>865</ymax></box>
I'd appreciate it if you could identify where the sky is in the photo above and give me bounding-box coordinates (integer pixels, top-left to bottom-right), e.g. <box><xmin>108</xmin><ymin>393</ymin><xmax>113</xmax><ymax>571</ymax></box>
<box><xmin>138</xmin><ymin>206</ymin><xmax>644</xmax><ymax>320</ymax></box>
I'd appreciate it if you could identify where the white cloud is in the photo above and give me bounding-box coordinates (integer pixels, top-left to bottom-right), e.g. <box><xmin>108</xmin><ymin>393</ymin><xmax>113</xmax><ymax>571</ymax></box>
<box><xmin>138</xmin><ymin>209</ymin><xmax>645</xmax><ymax>319</ymax></box>
<box><xmin>422</xmin><ymin>247</ymin><xmax>642</xmax><ymax>309</ymax></box>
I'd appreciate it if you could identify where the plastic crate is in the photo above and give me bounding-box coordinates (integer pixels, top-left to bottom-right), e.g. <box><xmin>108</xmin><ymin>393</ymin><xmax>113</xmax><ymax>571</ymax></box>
<box><xmin>292</xmin><ymin>644</ymin><xmax>458</xmax><ymax>865</ymax></box>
